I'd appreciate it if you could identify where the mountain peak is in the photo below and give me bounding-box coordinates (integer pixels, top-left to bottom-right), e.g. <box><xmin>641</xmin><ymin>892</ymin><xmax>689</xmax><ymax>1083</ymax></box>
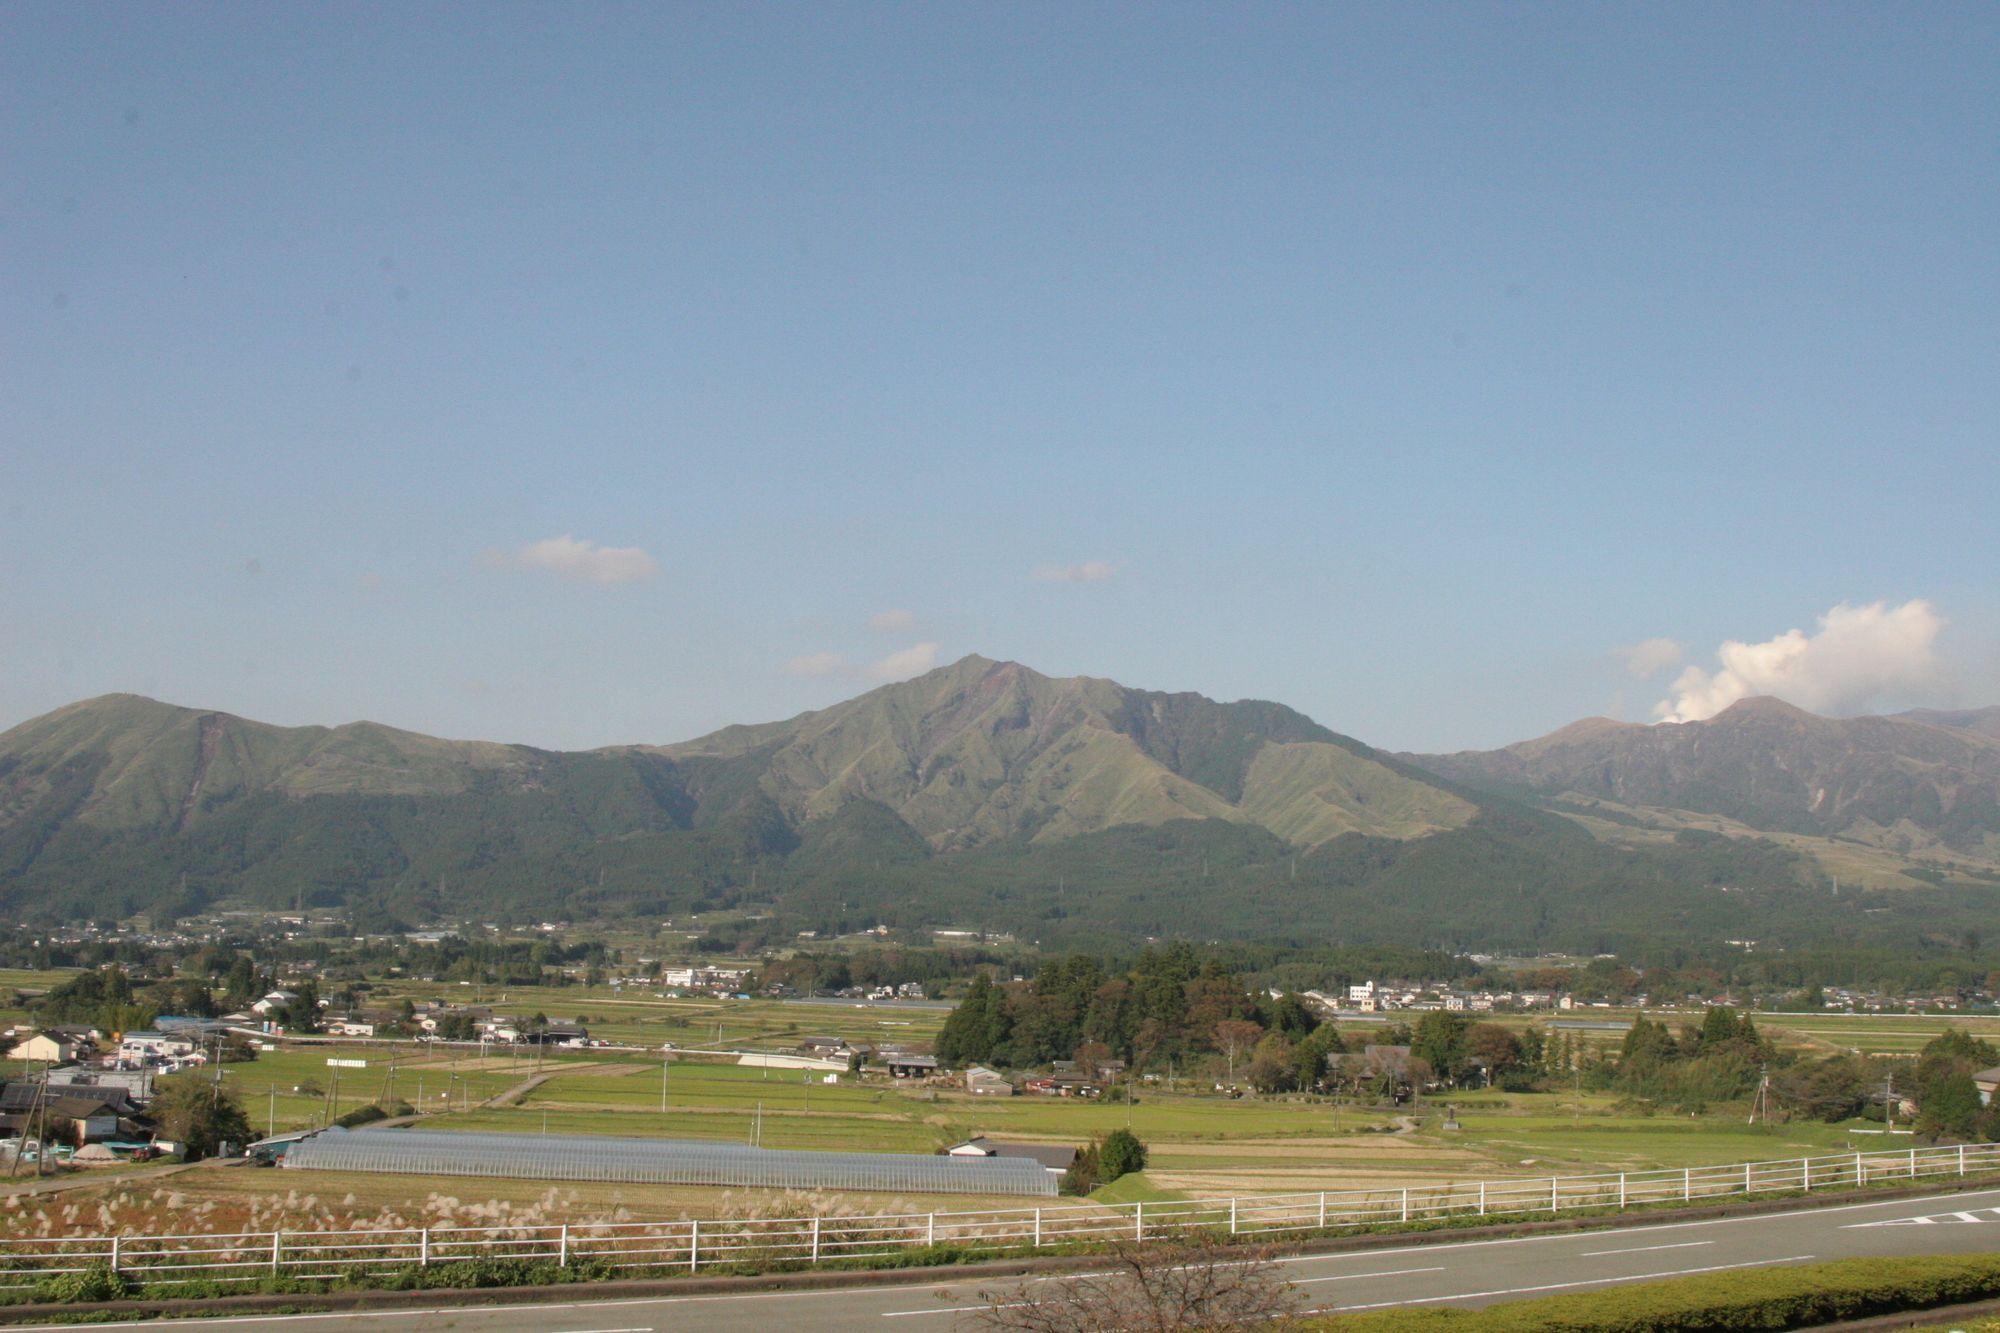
<box><xmin>1703</xmin><ymin>695</ymin><xmax>1820</xmax><ymax>726</ymax></box>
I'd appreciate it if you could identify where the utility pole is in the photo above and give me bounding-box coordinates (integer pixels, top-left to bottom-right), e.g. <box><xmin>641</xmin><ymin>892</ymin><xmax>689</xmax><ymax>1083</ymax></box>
<box><xmin>660</xmin><ymin>1049</ymin><xmax>669</xmax><ymax>1113</ymax></box>
<box><xmin>1885</xmin><ymin>1073</ymin><xmax>1896</xmax><ymax>1133</ymax></box>
<box><xmin>268</xmin><ymin>1085</ymin><xmax>276</xmax><ymax>1139</ymax></box>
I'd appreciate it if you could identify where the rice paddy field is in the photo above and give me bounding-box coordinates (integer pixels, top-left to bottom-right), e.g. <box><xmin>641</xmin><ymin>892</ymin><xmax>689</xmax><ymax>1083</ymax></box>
<box><xmin>19</xmin><ymin>981</ymin><xmax>2000</xmax><ymax>1234</ymax></box>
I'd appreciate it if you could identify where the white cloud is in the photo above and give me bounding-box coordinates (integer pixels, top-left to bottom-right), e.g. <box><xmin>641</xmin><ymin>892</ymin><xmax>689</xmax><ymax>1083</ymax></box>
<box><xmin>1033</xmin><ymin>560</ymin><xmax>1115</xmax><ymax>583</ymax></box>
<box><xmin>867</xmin><ymin>609</ymin><xmax>916</xmax><ymax>632</ymax></box>
<box><xmin>784</xmin><ymin>652</ymin><xmax>849</xmax><ymax>677</ymax></box>
<box><xmin>866</xmin><ymin>642</ymin><xmax>940</xmax><ymax>681</ymax></box>
<box><xmin>1655</xmin><ymin>599</ymin><xmax>1947</xmax><ymax>724</ymax></box>
<box><xmin>1613</xmin><ymin>637</ymin><xmax>1685</xmax><ymax>678</ymax></box>
<box><xmin>482</xmin><ymin>535</ymin><xmax>658</xmax><ymax>585</ymax></box>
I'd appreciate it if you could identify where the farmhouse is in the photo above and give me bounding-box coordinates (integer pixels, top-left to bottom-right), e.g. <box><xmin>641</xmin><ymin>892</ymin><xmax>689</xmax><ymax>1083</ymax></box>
<box><xmin>119</xmin><ymin>1031</ymin><xmax>197</xmax><ymax>1060</ymax></box>
<box><xmin>885</xmin><ymin>1054</ymin><xmax>938</xmax><ymax>1079</ymax></box>
<box><xmin>964</xmin><ymin>1066</ymin><xmax>1013</xmax><ymax>1096</ymax></box>
<box><xmin>5</xmin><ymin>1032</ymin><xmax>86</xmax><ymax>1064</ymax></box>
<box><xmin>945</xmin><ymin>1137</ymin><xmax>1078</xmax><ymax>1180</ymax></box>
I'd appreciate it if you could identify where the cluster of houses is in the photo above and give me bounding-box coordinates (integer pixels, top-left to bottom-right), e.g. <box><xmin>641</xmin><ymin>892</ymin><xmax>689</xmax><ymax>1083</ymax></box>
<box><xmin>651</xmin><ymin>966</ymin><xmax>753</xmax><ymax>995</ymax></box>
<box><xmin>0</xmin><ymin>1025</ymin><xmax>178</xmax><ymax>1160</ymax></box>
<box><xmin>1314</xmin><ymin>981</ymin><xmax>1568</xmax><ymax>1016</ymax></box>
<box><xmin>5</xmin><ymin>1019</ymin><xmax>236</xmax><ymax>1073</ymax></box>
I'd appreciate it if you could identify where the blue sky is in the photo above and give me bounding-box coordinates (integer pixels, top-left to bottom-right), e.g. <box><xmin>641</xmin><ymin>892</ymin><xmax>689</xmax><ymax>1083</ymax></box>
<box><xmin>4</xmin><ymin>3</ymin><xmax>1996</xmax><ymax>752</ymax></box>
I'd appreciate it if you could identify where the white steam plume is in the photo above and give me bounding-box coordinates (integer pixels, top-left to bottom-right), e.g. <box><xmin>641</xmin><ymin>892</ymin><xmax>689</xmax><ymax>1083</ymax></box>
<box><xmin>1654</xmin><ymin>599</ymin><xmax>1946</xmax><ymax>723</ymax></box>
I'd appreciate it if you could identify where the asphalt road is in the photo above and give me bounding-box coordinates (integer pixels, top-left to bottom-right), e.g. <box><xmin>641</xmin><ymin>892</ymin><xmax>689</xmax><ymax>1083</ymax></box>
<box><xmin>29</xmin><ymin>1185</ymin><xmax>2000</xmax><ymax>1331</ymax></box>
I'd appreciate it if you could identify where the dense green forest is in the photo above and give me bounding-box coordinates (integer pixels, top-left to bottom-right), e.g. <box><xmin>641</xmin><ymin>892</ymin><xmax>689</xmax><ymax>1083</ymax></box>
<box><xmin>6</xmin><ymin>770</ymin><xmax>1999</xmax><ymax>956</ymax></box>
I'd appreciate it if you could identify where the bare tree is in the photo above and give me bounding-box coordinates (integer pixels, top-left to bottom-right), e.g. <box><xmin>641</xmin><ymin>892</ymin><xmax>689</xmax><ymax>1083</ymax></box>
<box><xmin>965</xmin><ymin>1232</ymin><xmax>1303</xmax><ymax>1332</ymax></box>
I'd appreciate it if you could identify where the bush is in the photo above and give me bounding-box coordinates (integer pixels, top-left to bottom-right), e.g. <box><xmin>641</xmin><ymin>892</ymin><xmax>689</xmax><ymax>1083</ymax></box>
<box><xmin>372</xmin><ymin>1256</ymin><xmax>619</xmax><ymax>1290</ymax></box>
<box><xmin>1099</xmin><ymin>1129</ymin><xmax>1148</xmax><ymax>1183</ymax></box>
<box><xmin>1313</xmin><ymin>1254</ymin><xmax>2000</xmax><ymax>1331</ymax></box>
<box><xmin>1062</xmin><ymin>1143</ymin><xmax>1101</xmax><ymax>1196</ymax></box>
<box><xmin>33</xmin><ymin>1264</ymin><xmax>131</xmax><ymax>1303</ymax></box>
<box><xmin>334</xmin><ymin>1104</ymin><xmax>389</xmax><ymax>1128</ymax></box>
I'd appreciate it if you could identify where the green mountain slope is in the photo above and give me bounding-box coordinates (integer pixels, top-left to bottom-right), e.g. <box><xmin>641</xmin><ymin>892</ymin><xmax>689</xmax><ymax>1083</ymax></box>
<box><xmin>656</xmin><ymin>656</ymin><xmax>1474</xmax><ymax>849</ymax></box>
<box><xmin>4</xmin><ymin>668</ymin><xmax>1997</xmax><ymax>952</ymax></box>
<box><xmin>0</xmin><ymin>660</ymin><xmax>1475</xmax><ymax>930</ymax></box>
<box><xmin>1406</xmin><ymin>696</ymin><xmax>2000</xmax><ymax>872</ymax></box>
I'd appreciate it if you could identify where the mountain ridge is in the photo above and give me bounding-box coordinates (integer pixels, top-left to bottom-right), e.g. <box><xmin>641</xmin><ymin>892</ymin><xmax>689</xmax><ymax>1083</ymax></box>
<box><xmin>4</xmin><ymin>665</ymin><xmax>1998</xmax><ymax>947</ymax></box>
<box><xmin>1405</xmin><ymin>695</ymin><xmax>2000</xmax><ymax>862</ymax></box>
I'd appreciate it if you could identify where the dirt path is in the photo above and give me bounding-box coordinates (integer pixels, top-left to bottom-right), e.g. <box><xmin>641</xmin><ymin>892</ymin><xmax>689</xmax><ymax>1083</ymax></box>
<box><xmin>484</xmin><ymin>1072</ymin><xmax>557</xmax><ymax>1109</ymax></box>
<box><xmin>0</xmin><ymin>1159</ymin><xmax>200</xmax><ymax>1200</ymax></box>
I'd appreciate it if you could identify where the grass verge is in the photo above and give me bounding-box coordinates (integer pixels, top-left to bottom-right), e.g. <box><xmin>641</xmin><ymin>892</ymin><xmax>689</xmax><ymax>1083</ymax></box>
<box><xmin>1311</xmin><ymin>1253</ymin><xmax>2000</xmax><ymax>1331</ymax></box>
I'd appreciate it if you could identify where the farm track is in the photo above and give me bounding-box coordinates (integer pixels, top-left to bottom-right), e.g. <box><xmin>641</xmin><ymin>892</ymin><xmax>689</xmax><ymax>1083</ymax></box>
<box><xmin>0</xmin><ymin>1159</ymin><xmax>198</xmax><ymax>1200</ymax></box>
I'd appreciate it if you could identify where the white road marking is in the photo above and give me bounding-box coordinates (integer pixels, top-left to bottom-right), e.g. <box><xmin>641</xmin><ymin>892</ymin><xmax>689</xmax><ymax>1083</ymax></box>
<box><xmin>1847</xmin><ymin>1205</ymin><xmax>2000</xmax><ymax>1228</ymax></box>
<box><xmin>1322</xmin><ymin>1255</ymin><xmax>1817</xmax><ymax>1313</ymax></box>
<box><xmin>1581</xmin><ymin>1240</ymin><xmax>1714</xmax><ymax>1257</ymax></box>
<box><xmin>1292</xmin><ymin>1265</ymin><xmax>1445</xmax><ymax>1285</ymax></box>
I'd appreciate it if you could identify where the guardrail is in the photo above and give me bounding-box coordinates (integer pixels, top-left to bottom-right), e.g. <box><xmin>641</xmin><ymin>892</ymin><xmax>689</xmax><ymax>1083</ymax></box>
<box><xmin>1</xmin><ymin>1142</ymin><xmax>1994</xmax><ymax>1292</ymax></box>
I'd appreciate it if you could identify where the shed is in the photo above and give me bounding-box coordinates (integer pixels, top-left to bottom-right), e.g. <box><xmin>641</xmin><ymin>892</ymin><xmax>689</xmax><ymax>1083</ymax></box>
<box><xmin>965</xmin><ymin>1066</ymin><xmax>1013</xmax><ymax>1096</ymax></box>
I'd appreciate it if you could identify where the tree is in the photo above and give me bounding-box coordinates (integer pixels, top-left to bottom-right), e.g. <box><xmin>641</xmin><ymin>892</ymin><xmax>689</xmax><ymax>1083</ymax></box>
<box><xmin>150</xmin><ymin>1079</ymin><xmax>253</xmax><ymax>1161</ymax></box>
<box><xmin>1410</xmin><ymin>1012</ymin><xmax>1469</xmax><ymax>1087</ymax></box>
<box><xmin>1061</xmin><ymin>1143</ymin><xmax>1101</xmax><ymax>1196</ymax></box>
<box><xmin>223</xmin><ymin>955</ymin><xmax>258</xmax><ymax>1006</ymax></box>
<box><xmin>1467</xmin><ymin>1023</ymin><xmax>1523</xmax><ymax>1082</ymax></box>
<box><xmin>1098</xmin><ymin>1129</ymin><xmax>1148</xmax><ymax>1183</ymax></box>
<box><xmin>1916</xmin><ymin>1072</ymin><xmax>1983</xmax><ymax>1142</ymax></box>
<box><xmin>1213</xmin><ymin>1020</ymin><xmax>1264</xmax><ymax>1083</ymax></box>
<box><xmin>1290</xmin><ymin>1025</ymin><xmax>1344</xmax><ymax>1092</ymax></box>
<box><xmin>276</xmin><ymin>979</ymin><xmax>321</xmax><ymax>1034</ymax></box>
<box><xmin>1264</xmin><ymin>992</ymin><xmax>1317</xmax><ymax>1040</ymax></box>
<box><xmin>969</xmin><ymin>1234</ymin><xmax>1300</xmax><ymax>1332</ymax></box>
<box><xmin>938</xmin><ymin>974</ymin><xmax>1009</xmax><ymax>1065</ymax></box>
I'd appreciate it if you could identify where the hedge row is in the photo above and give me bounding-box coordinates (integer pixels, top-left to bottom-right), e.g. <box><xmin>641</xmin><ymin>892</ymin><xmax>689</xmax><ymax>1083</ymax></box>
<box><xmin>1313</xmin><ymin>1253</ymin><xmax>2000</xmax><ymax>1331</ymax></box>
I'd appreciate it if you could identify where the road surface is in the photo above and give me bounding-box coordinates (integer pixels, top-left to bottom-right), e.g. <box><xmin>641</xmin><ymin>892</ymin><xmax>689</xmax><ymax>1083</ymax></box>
<box><xmin>27</xmin><ymin>1184</ymin><xmax>2000</xmax><ymax>1331</ymax></box>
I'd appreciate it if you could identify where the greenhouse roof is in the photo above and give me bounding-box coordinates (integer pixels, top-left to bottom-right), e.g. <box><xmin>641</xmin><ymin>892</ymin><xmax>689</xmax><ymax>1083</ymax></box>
<box><xmin>282</xmin><ymin>1128</ymin><xmax>1059</xmax><ymax>1196</ymax></box>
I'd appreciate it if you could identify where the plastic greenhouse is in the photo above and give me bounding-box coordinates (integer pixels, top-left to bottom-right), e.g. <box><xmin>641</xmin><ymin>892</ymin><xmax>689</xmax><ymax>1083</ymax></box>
<box><xmin>282</xmin><ymin>1128</ymin><xmax>1059</xmax><ymax>1196</ymax></box>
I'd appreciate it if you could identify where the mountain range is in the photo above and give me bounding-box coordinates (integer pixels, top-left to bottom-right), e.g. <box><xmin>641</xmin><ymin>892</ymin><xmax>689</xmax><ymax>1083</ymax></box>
<box><xmin>3</xmin><ymin>656</ymin><xmax>1997</xmax><ymax>952</ymax></box>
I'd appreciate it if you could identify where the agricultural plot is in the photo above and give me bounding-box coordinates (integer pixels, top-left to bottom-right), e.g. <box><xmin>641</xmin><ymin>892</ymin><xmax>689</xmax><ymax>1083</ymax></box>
<box><xmin>26</xmin><ymin>1168</ymin><xmax>1053</xmax><ymax>1235</ymax></box>
<box><xmin>215</xmin><ymin>1046</ymin><xmax>575</xmax><ymax>1137</ymax></box>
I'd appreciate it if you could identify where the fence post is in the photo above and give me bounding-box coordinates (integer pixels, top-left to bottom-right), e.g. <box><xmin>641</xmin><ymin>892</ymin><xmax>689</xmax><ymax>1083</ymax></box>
<box><xmin>558</xmin><ymin>1223</ymin><xmax>569</xmax><ymax>1267</ymax></box>
<box><xmin>1478</xmin><ymin>1181</ymin><xmax>1487</xmax><ymax>1216</ymax></box>
<box><xmin>811</xmin><ymin>1216</ymin><xmax>821</xmax><ymax>1263</ymax></box>
<box><xmin>1401</xmin><ymin>1188</ymin><xmax>1410</xmax><ymax>1223</ymax></box>
<box><xmin>1910</xmin><ymin>1148</ymin><xmax>1918</xmax><ymax>1178</ymax></box>
<box><xmin>927</xmin><ymin>1213</ymin><xmax>935</xmax><ymax>1247</ymax></box>
<box><xmin>1229</xmin><ymin>1197</ymin><xmax>1238</xmax><ymax>1235</ymax></box>
<box><xmin>1802</xmin><ymin>1158</ymin><xmax>1811</xmax><ymax>1191</ymax></box>
<box><xmin>1135</xmin><ymin>1200</ymin><xmax>1144</xmax><ymax>1241</ymax></box>
<box><xmin>109</xmin><ymin>1235</ymin><xmax>120</xmax><ymax>1273</ymax></box>
<box><xmin>1548</xmin><ymin>1178</ymin><xmax>1557</xmax><ymax>1214</ymax></box>
<box><xmin>1743</xmin><ymin>1162</ymin><xmax>1751</xmax><ymax>1195</ymax></box>
<box><xmin>1961</xmin><ymin>1144</ymin><xmax>1969</xmax><ymax>1177</ymax></box>
<box><xmin>271</xmin><ymin>1231</ymin><xmax>282</xmax><ymax>1275</ymax></box>
<box><xmin>1319</xmin><ymin>1192</ymin><xmax>1328</xmax><ymax>1229</ymax></box>
<box><xmin>1033</xmin><ymin>1209</ymin><xmax>1042</xmax><ymax>1248</ymax></box>
<box><xmin>1682</xmin><ymin>1168</ymin><xmax>1691</xmax><ymax>1202</ymax></box>
<box><xmin>1617</xmin><ymin>1174</ymin><xmax>1626</xmax><ymax>1209</ymax></box>
<box><xmin>1855</xmin><ymin>1152</ymin><xmax>1863</xmax><ymax>1186</ymax></box>
<box><xmin>689</xmin><ymin>1219</ymin><xmax>699</xmax><ymax>1272</ymax></box>
<box><xmin>419</xmin><ymin>1228</ymin><xmax>429</xmax><ymax>1267</ymax></box>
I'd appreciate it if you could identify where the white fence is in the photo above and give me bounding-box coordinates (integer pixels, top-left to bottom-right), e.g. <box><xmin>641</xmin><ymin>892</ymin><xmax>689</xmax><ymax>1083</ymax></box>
<box><xmin>3</xmin><ymin>1143</ymin><xmax>1996</xmax><ymax>1293</ymax></box>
